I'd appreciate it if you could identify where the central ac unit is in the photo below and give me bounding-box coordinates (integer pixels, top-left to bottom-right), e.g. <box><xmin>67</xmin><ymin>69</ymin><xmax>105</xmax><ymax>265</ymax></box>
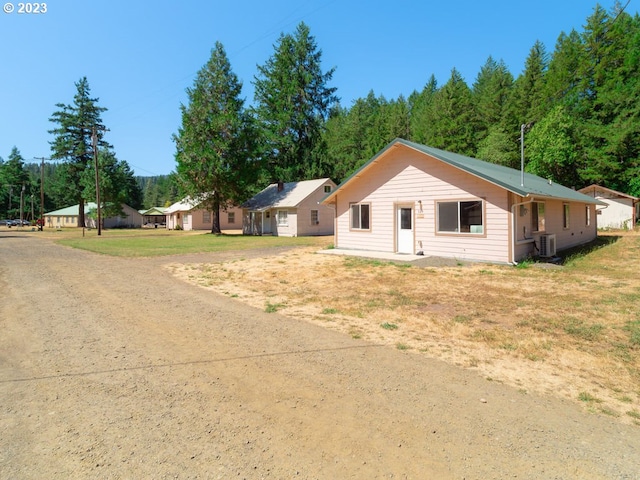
<box><xmin>539</xmin><ymin>234</ymin><xmax>557</xmax><ymax>257</ymax></box>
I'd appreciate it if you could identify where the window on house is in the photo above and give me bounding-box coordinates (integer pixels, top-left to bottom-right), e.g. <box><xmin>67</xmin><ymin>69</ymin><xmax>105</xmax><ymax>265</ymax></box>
<box><xmin>324</xmin><ymin>185</ymin><xmax>331</xmax><ymax>193</ymax></box>
<box><xmin>531</xmin><ymin>202</ymin><xmax>546</xmax><ymax>232</ymax></box>
<box><xmin>277</xmin><ymin>210</ymin><xmax>288</xmax><ymax>226</ymax></box>
<box><xmin>311</xmin><ymin>209</ymin><xmax>319</xmax><ymax>225</ymax></box>
<box><xmin>203</xmin><ymin>211</ymin><xmax>211</xmax><ymax>223</ymax></box>
<box><xmin>563</xmin><ymin>203</ymin><xmax>570</xmax><ymax>229</ymax></box>
<box><xmin>437</xmin><ymin>200</ymin><xmax>483</xmax><ymax>234</ymax></box>
<box><xmin>228</xmin><ymin>212</ymin><xmax>235</xmax><ymax>224</ymax></box>
<box><xmin>350</xmin><ymin>203</ymin><xmax>370</xmax><ymax>230</ymax></box>
<box><xmin>586</xmin><ymin>205</ymin><xmax>591</xmax><ymax>226</ymax></box>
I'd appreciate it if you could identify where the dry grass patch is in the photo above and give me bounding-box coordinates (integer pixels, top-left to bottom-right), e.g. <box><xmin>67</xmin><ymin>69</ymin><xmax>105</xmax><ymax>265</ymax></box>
<box><xmin>169</xmin><ymin>231</ymin><xmax>640</xmax><ymax>425</ymax></box>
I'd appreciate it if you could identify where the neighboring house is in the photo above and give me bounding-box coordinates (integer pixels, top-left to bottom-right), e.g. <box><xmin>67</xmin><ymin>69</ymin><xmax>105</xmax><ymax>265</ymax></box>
<box><xmin>578</xmin><ymin>185</ymin><xmax>639</xmax><ymax>230</ymax></box>
<box><xmin>165</xmin><ymin>196</ymin><xmax>242</xmax><ymax>231</ymax></box>
<box><xmin>322</xmin><ymin>138</ymin><xmax>605</xmax><ymax>264</ymax></box>
<box><xmin>44</xmin><ymin>203</ymin><xmax>143</xmax><ymax>229</ymax></box>
<box><xmin>140</xmin><ymin>206</ymin><xmax>167</xmax><ymax>228</ymax></box>
<box><xmin>242</xmin><ymin>178</ymin><xmax>337</xmax><ymax>236</ymax></box>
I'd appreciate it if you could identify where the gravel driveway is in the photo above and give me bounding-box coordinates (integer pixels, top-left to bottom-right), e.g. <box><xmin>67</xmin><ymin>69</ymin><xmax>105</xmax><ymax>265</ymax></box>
<box><xmin>1</xmin><ymin>231</ymin><xmax>639</xmax><ymax>479</ymax></box>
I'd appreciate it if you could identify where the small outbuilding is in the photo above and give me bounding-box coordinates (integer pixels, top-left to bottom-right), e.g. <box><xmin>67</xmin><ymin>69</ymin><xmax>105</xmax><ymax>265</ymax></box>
<box><xmin>322</xmin><ymin>139</ymin><xmax>605</xmax><ymax>264</ymax></box>
<box><xmin>578</xmin><ymin>185</ymin><xmax>639</xmax><ymax>230</ymax></box>
<box><xmin>140</xmin><ymin>206</ymin><xmax>167</xmax><ymax>228</ymax></box>
<box><xmin>242</xmin><ymin>178</ymin><xmax>336</xmax><ymax>236</ymax></box>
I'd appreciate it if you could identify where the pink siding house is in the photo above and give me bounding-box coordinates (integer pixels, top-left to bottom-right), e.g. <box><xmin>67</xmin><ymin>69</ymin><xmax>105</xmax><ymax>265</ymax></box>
<box><xmin>165</xmin><ymin>196</ymin><xmax>243</xmax><ymax>231</ymax></box>
<box><xmin>242</xmin><ymin>178</ymin><xmax>336</xmax><ymax>236</ymax></box>
<box><xmin>322</xmin><ymin>139</ymin><xmax>605</xmax><ymax>264</ymax></box>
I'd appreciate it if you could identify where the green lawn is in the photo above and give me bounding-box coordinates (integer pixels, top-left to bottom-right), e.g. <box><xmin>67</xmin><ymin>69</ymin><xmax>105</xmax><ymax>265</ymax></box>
<box><xmin>56</xmin><ymin>229</ymin><xmax>332</xmax><ymax>257</ymax></box>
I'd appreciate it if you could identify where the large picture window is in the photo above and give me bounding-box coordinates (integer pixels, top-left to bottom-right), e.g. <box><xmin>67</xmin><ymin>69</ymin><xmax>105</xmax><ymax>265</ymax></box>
<box><xmin>350</xmin><ymin>203</ymin><xmax>370</xmax><ymax>230</ymax></box>
<box><xmin>437</xmin><ymin>200</ymin><xmax>483</xmax><ymax>234</ymax></box>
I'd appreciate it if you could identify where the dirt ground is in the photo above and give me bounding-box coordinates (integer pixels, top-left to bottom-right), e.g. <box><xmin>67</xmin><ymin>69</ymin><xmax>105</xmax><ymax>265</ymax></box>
<box><xmin>1</xmin><ymin>230</ymin><xmax>640</xmax><ymax>479</ymax></box>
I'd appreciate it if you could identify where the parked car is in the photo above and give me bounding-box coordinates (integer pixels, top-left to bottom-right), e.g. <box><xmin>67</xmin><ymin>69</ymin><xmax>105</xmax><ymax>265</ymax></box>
<box><xmin>1</xmin><ymin>219</ymin><xmax>17</xmax><ymax>226</ymax></box>
<box><xmin>13</xmin><ymin>219</ymin><xmax>31</xmax><ymax>226</ymax></box>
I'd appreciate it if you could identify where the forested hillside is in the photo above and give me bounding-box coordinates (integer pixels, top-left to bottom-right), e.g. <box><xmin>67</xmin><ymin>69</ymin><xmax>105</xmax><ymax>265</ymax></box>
<box><xmin>322</xmin><ymin>3</ymin><xmax>639</xmax><ymax>195</ymax></box>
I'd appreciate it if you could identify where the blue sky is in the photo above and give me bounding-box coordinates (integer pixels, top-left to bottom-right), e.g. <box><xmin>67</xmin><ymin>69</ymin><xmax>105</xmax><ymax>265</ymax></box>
<box><xmin>0</xmin><ymin>1</ymin><xmax>630</xmax><ymax>176</ymax></box>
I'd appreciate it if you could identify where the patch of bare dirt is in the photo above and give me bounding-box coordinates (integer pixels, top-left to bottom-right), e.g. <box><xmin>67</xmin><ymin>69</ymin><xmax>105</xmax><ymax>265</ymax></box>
<box><xmin>168</xmin><ymin>237</ymin><xmax>640</xmax><ymax>427</ymax></box>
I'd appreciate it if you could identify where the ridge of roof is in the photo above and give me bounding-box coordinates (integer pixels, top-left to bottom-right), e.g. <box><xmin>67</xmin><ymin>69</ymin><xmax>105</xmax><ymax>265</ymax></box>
<box><xmin>323</xmin><ymin>138</ymin><xmax>604</xmax><ymax>206</ymax></box>
<box><xmin>242</xmin><ymin>178</ymin><xmax>333</xmax><ymax>210</ymax></box>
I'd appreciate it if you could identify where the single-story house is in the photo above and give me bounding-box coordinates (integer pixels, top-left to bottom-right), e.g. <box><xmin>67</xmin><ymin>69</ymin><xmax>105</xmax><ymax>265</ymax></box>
<box><xmin>578</xmin><ymin>184</ymin><xmax>639</xmax><ymax>230</ymax></box>
<box><xmin>242</xmin><ymin>178</ymin><xmax>337</xmax><ymax>236</ymax></box>
<box><xmin>322</xmin><ymin>138</ymin><xmax>605</xmax><ymax>264</ymax></box>
<box><xmin>165</xmin><ymin>196</ymin><xmax>243</xmax><ymax>231</ymax></box>
<box><xmin>44</xmin><ymin>203</ymin><xmax>143</xmax><ymax>229</ymax></box>
<box><xmin>139</xmin><ymin>206</ymin><xmax>167</xmax><ymax>228</ymax></box>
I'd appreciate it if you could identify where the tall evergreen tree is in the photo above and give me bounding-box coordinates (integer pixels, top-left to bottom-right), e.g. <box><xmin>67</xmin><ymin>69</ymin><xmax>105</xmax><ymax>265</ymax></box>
<box><xmin>49</xmin><ymin>77</ymin><xmax>109</xmax><ymax>228</ymax></box>
<box><xmin>472</xmin><ymin>57</ymin><xmax>514</xmax><ymax>139</ymax></box>
<box><xmin>544</xmin><ymin>29</ymin><xmax>584</xmax><ymax>110</ymax></box>
<box><xmin>173</xmin><ymin>41</ymin><xmax>258</xmax><ymax>234</ymax></box>
<box><xmin>508</xmin><ymin>40</ymin><xmax>549</xmax><ymax>127</ymax></box>
<box><xmin>253</xmin><ymin>22</ymin><xmax>338</xmax><ymax>182</ymax></box>
<box><xmin>409</xmin><ymin>75</ymin><xmax>438</xmax><ymax>145</ymax></box>
<box><xmin>0</xmin><ymin>147</ymin><xmax>31</xmax><ymax>218</ymax></box>
<box><xmin>577</xmin><ymin>4</ymin><xmax>640</xmax><ymax>191</ymax></box>
<box><xmin>428</xmin><ymin>68</ymin><xmax>476</xmax><ymax>156</ymax></box>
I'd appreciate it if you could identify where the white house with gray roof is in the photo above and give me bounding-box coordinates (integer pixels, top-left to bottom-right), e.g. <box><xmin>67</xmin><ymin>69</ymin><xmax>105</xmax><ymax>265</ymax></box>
<box><xmin>242</xmin><ymin>178</ymin><xmax>336</xmax><ymax>236</ymax></box>
<box><xmin>322</xmin><ymin>139</ymin><xmax>605</xmax><ymax>264</ymax></box>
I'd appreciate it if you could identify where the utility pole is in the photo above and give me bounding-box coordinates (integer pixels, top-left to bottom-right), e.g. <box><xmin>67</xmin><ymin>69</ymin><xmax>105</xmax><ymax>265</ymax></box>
<box><xmin>520</xmin><ymin>122</ymin><xmax>534</xmax><ymax>188</ymax></box>
<box><xmin>19</xmin><ymin>185</ymin><xmax>25</xmax><ymax>226</ymax></box>
<box><xmin>34</xmin><ymin>157</ymin><xmax>49</xmax><ymax>231</ymax></box>
<box><xmin>8</xmin><ymin>185</ymin><xmax>13</xmax><ymax>215</ymax></box>
<box><xmin>92</xmin><ymin>126</ymin><xmax>102</xmax><ymax>236</ymax></box>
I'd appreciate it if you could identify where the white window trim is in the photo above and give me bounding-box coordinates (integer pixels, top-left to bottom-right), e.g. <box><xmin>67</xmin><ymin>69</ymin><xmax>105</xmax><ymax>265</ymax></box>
<box><xmin>277</xmin><ymin>210</ymin><xmax>288</xmax><ymax>226</ymax></box>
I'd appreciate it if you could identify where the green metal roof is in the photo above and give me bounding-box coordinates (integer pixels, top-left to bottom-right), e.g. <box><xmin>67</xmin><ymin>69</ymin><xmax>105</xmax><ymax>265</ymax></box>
<box><xmin>324</xmin><ymin>138</ymin><xmax>605</xmax><ymax>205</ymax></box>
<box><xmin>44</xmin><ymin>203</ymin><xmax>98</xmax><ymax>216</ymax></box>
<box><xmin>139</xmin><ymin>206</ymin><xmax>167</xmax><ymax>215</ymax></box>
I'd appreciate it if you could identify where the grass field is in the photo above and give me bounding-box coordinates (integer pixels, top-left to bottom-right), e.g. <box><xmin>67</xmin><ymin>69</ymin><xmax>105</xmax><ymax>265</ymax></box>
<box><xmin>49</xmin><ymin>228</ymin><xmax>330</xmax><ymax>256</ymax></box>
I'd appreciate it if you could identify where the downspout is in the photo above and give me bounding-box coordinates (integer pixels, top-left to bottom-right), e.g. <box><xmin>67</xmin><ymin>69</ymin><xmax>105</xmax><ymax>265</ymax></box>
<box><xmin>510</xmin><ymin>198</ymin><xmax>534</xmax><ymax>265</ymax></box>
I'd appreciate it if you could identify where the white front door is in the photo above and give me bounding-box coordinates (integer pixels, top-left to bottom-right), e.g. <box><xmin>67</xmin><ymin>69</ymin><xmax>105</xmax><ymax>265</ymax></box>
<box><xmin>397</xmin><ymin>206</ymin><xmax>413</xmax><ymax>254</ymax></box>
<box><xmin>262</xmin><ymin>211</ymin><xmax>272</xmax><ymax>234</ymax></box>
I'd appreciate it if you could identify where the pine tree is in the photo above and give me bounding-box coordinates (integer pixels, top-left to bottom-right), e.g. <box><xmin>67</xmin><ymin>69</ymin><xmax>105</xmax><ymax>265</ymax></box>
<box><xmin>49</xmin><ymin>77</ymin><xmax>109</xmax><ymax>228</ymax></box>
<box><xmin>1</xmin><ymin>147</ymin><xmax>31</xmax><ymax>218</ymax></box>
<box><xmin>173</xmin><ymin>42</ymin><xmax>258</xmax><ymax>234</ymax></box>
<box><xmin>578</xmin><ymin>4</ymin><xmax>640</xmax><ymax>191</ymax></box>
<box><xmin>429</xmin><ymin>69</ymin><xmax>476</xmax><ymax>156</ymax></box>
<box><xmin>253</xmin><ymin>22</ymin><xmax>338</xmax><ymax>182</ymax></box>
<box><xmin>408</xmin><ymin>75</ymin><xmax>438</xmax><ymax>145</ymax></box>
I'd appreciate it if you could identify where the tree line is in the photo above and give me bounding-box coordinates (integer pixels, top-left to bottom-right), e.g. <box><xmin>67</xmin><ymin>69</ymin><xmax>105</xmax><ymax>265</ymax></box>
<box><xmin>2</xmin><ymin>2</ymin><xmax>637</xmax><ymax>226</ymax></box>
<box><xmin>175</xmin><ymin>2</ymin><xmax>639</xmax><ymax>234</ymax></box>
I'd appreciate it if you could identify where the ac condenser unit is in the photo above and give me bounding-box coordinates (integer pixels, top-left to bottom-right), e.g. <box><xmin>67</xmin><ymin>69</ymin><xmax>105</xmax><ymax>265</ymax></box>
<box><xmin>539</xmin><ymin>234</ymin><xmax>557</xmax><ymax>257</ymax></box>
